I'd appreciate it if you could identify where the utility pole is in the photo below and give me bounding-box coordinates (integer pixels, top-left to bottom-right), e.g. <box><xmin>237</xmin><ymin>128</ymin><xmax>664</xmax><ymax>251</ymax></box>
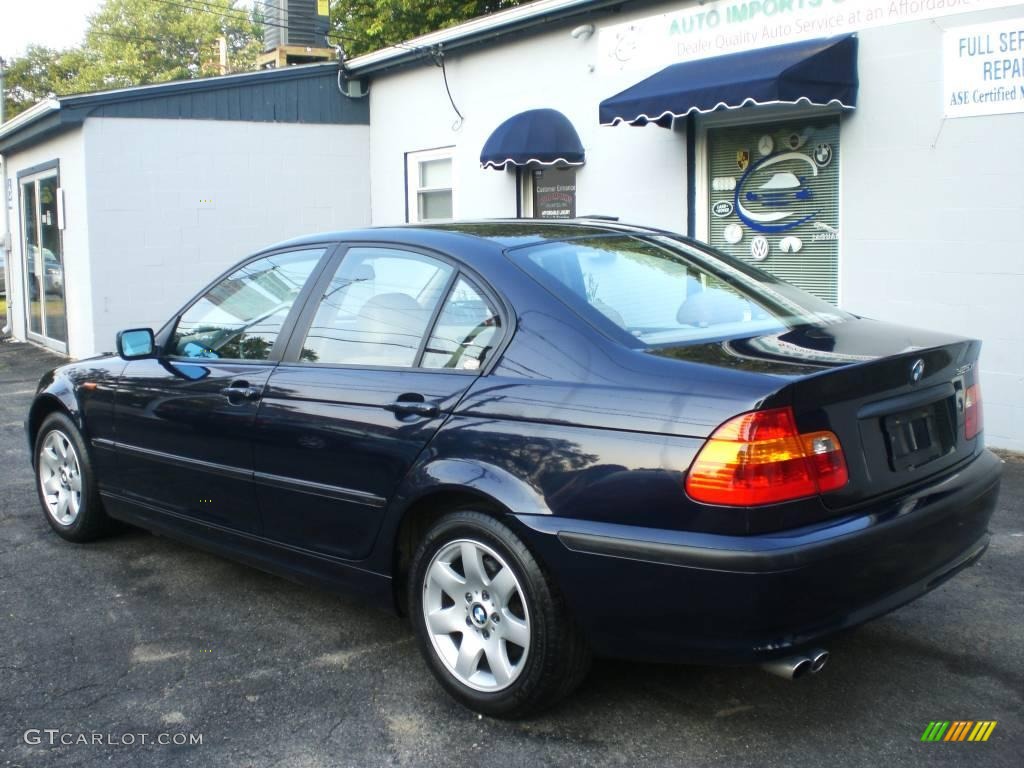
<box><xmin>217</xmin><ymin>36</ymin><xmax>229</xmax><ymax>75</ymax></box>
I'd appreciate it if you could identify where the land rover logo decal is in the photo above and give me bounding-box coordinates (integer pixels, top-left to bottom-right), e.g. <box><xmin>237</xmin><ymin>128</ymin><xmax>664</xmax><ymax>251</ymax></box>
<box><xmin>712</xmin><ymin>200</ymin><xmax>734</xmax><ymax>218</ymax></box>
<box><xmin>911</xmin><ymin>359</ymin><xmax>925</xmax><ymax>383</ymax></box>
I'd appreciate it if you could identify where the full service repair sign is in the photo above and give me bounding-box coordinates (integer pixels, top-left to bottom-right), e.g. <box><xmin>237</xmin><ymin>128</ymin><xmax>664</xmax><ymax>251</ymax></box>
<box><xmin>945</xmin><ymin>18</ymin><xmax>1024</xmax><ymax>117</ymax></box>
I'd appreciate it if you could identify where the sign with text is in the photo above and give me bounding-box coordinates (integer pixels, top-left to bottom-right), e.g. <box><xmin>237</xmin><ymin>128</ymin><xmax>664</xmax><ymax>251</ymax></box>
<box><xmin>598</xmin><ymin>0</ymin><xmax>1023</xmax><ymax>74</ymax></box>
<box><xmin>944</xmin><ymin>18</ymin><xmax>1024</xmax><ymax>117</ymax></box>
<box><xmin>533</xmin><ymin>167</ymin><xmax>577</xmax><ymax>219</ymax></box>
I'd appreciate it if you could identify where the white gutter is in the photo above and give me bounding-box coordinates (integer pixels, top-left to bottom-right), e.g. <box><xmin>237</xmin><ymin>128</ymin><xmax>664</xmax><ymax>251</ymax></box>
<box><xmin>346</xmin><ymin>0</ymin><xmax>601</xmax><ymax>72</ymax></box>
<box><xmin>0</xmin><ymin>98</ymin><xmax>60</xmax><ymax>142</ymax></box>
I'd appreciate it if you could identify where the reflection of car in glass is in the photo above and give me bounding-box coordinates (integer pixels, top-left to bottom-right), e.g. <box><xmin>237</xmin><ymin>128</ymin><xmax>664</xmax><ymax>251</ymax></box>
<box><xmin>27</xmin><ymin>221</ymin><xmax>1000</xmax><ymax>718</ymax></box>
<box><xmin>26</xmin><ymin>246</ymin><xmax>63</xmax><ymax>299</ymax></box>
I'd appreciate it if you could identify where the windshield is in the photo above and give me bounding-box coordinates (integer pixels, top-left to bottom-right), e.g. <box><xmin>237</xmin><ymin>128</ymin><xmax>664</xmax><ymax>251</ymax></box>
<box><xmin>509</xmin><ymin>235</ymin><xmax>852</xmax><ymax>346</ymax></box>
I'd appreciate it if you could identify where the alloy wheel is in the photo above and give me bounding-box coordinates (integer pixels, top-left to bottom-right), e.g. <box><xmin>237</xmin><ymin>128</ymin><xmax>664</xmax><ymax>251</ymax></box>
<box><xmin>38</xmin><ymin>430</ymin><xmax>83</xmax><ymax>527</ymax></box>
<box><xmin>422</xmin><ymin>538</ymin><xmax>531</xmax><ymax>692</ymax></box>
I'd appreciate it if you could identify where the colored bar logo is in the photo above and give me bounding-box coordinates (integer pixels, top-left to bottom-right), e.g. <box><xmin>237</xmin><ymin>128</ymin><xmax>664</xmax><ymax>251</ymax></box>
<box><xmin>921</xmin><ymin>721</ymin><xmax>997</xmax><ymax>742</ymax></box>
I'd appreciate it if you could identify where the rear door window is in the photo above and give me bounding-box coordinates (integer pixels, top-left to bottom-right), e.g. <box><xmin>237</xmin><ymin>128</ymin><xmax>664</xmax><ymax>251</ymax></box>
<box><xmin>297</xmin><ymin>247</ymin><xmax>454</xmax><ymax>367</ymax></box>
<box><xmin>421</xmin><ymin>277</ymin><xmax>502</xmax><ymax>371</ymax></box>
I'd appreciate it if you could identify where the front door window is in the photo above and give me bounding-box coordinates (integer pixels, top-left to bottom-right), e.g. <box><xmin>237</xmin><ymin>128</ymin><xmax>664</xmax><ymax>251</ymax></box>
<box><xmin>21</xmin><ymin>169</ymin><xmax>67</xmax><ymax>350</ymax></box>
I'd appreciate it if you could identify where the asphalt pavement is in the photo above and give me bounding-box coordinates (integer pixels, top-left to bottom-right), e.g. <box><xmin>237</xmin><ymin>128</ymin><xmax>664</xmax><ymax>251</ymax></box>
<box><xmin>0</xmin><ymin>339</ymin><xmax>1021</xmax><ymax>767</ymax></box>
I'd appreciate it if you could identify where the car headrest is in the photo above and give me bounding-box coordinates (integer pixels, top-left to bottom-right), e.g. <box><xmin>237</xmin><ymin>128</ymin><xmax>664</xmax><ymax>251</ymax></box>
<box><xmin>357</xmin><ymin>292</ymin><xmax>426</xmax><ymax>336</ymax></box>
<box><xmin>535</xmin><ymin>250</ymin><xmax>587</xmax><ymax>297</ymax></box>
<box><xmin>677</xmin><ymin>288</ymin><xmax>750</xmax><ymax>327</ymax></box>
<box><xmin>349</xmin><ymin>264</ymin><xmax>375</xmax><ymax>282</ymax></box>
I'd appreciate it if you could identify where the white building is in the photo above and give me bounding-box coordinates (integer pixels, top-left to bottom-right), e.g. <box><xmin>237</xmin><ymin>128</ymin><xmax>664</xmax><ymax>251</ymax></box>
<box><xmin>0</xmin><ymin>65</ymin><xmax>370</xmax><ymax>359</ymax></box>
<box><xmin>2</xmin><ymin>0</ymin><xmax>1023</xmax><ymax>450</ymax></box>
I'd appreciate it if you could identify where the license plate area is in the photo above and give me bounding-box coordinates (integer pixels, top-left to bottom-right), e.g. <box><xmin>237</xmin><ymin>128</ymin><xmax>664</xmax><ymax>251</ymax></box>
<box><xmin>883</xmin><ymin>399</ymin><xmax>955</xmax><ymax>472</ymax></box>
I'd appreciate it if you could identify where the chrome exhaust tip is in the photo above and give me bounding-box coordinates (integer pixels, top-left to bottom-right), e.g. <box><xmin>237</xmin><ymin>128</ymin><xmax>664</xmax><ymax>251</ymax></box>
<box><xmin>760</xmin><ymin>655</ymin><xmax>813</xmax><ymax>680</ymax></box>
<box><xmin>809</xmin><ymin>649</ymin><xmax>829</xmax><ymax>674</ymax></box>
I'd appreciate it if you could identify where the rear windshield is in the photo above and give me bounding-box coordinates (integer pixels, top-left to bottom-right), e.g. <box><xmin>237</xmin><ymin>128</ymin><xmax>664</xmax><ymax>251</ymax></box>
<box><xmin>508</xmin><ymin>235</ymin><xmax>852</xmax><ymax>346</ymax></box>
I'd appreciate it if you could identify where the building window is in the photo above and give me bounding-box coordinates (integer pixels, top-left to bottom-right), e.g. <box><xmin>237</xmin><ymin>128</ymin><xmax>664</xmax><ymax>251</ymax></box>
<box><xmin>707</xmin><ymin>116</ymin><xmax>840</xmax><ymax>304</ymax></box>
<box><xmin>407</xmin><ymin>148</ymin><xmax>454</xmax><ymax>223</ymax></box>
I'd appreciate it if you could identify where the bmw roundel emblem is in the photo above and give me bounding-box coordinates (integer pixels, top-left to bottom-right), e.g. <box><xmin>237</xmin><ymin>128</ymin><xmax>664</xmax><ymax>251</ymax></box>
<box><xmin>911</xmin><ymin>359</ymin><xmax>925</xmax><ymax>383</ymax></box>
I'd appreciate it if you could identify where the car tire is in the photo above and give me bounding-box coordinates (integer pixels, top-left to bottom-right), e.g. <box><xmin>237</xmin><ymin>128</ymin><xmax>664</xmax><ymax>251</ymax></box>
<box><xmin>34</xmin><ymin>412</ymin><xmax>114</xmax><ymax>542</ymax></box>
<box><xmin>409</xmin><ymin>510</ymin><xmax>591</xmax><ymax>718</ymax></box>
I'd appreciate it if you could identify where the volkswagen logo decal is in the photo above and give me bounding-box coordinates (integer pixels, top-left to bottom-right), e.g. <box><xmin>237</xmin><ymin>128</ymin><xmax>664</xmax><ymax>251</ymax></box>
<box><xmin>911</xmin><ymin>359</ymin><xmax>925</xmax><ymax>383</ymax></box>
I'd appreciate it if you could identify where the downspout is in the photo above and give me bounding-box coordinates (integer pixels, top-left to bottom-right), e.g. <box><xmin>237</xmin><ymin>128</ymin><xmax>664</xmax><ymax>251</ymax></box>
<box><xmin>1</xmin><ymin>56</ymin><xmax>11</xmax><ymax>336</ymax></box>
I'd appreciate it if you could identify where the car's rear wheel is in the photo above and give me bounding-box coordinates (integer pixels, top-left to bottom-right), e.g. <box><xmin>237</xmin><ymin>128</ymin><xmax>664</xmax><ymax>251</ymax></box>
<box><xmin>409</xmin><ymin>510</ymin><xmax>590</xmax><ymax>718</ymax></box>
<box><xmin>35</xmin><ymin>412</ymin><xmax>113</xmax><ymax>542</ymax></box>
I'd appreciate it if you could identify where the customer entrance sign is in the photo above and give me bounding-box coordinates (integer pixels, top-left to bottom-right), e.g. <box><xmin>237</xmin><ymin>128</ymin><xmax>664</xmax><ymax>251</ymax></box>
<box><xmin>944</xmin><ymin>18</ymin><xmax>1024</xmax><ymax>117</ymax></box>
<box><xmin>598</xmin><ymin>0</ymin><xmax>1023</xmax><ymax>74</ymax></box>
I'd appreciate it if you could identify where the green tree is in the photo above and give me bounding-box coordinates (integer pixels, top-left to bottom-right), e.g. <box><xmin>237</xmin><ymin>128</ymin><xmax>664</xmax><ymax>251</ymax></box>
<box><xmin>2</xmin><ymin>0</ymin><xmax>262</xmax><ymax>118</ymax></box>
<box><xmin>332</xmin><ymin>1</ymin><xmax>525</xmax><ymax>57</ymax></box>
<box><xmin>73</xmin><ymin>0</ymin><xmax>263</xmax><ymax>92</ymax></box>
<box><xmin>3</xmin><ymin>46</ymin><xmax>90</xmax><ymax>119</ymax></box>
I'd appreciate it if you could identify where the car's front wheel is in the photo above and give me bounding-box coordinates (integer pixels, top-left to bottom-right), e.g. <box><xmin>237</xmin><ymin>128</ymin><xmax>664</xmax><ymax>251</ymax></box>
<box><xmin>34</xmin><ymin>412</ymin><xmax>114</xmax><ymax>542</ymax></box>
<box><xmin>409</xmin><ymin>510</ymin><xmax>590</xmax><ymax>718</ymax></box>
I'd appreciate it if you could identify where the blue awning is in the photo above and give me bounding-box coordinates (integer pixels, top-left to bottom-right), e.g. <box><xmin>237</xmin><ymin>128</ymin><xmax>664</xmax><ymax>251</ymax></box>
<box><xmin>599</xmin><ymin>36</ymin><xmax>858</xmax><ymax>127</ymax></box>
<box><xmin>480</xmin><ymin>108</ymin><xmax>585</xmax><ymax>170</ymax></box>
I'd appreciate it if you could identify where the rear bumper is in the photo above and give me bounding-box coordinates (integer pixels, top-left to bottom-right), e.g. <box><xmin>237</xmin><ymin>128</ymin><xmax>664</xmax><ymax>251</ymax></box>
<box><xmin>514</xmin><ymin>449</ymin><xmax>1002</xmax><ymax>664</ymax></box>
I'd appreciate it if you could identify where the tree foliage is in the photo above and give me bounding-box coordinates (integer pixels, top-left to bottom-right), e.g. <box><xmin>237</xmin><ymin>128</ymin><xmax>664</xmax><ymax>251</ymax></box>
<box><xmin>3</xmin><ymin>0</ymin><xmax>262</xmax><ymax>119</ymax></box>
<box><xmin>2</xmin><ymin>0</ymin><xmax>527</xmax><ymax>120</ymax></box>
<box><xmin>2</xmin><ymin>46</ymin><xmax>90</xmax><ymax>118</ymax></box>
<box><xmin>331</xmin><ymin>1</ymin><xmax>525</xmax><ymax>57</ymax></box>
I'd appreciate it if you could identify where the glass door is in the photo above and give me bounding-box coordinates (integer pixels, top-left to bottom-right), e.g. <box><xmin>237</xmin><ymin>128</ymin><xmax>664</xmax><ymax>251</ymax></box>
<box><xmin>21</xmin><ymin>169</ymin><xmax>67</xmax><ymax>351</ymax></box>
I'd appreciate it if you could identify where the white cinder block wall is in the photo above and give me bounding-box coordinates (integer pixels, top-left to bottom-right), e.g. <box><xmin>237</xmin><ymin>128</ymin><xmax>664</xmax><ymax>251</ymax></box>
<box><xmin>4</xmin><ymin>128</ymin><xmax>94</xmax><ymax>357</ymax></box>
<box><xmin>83</xmin><ymin>117</ymin><xmax>371</xmax><ymax>356</ymax></box>
<box><xmin>368</xmin><ymin>4</ymin><xmax>1024</xmax><ymax>451</ymax></box>
<box><xmin>840</xmin><ymin>6</ymin><xmax>1024</xmax><ymax>452</ymax></box>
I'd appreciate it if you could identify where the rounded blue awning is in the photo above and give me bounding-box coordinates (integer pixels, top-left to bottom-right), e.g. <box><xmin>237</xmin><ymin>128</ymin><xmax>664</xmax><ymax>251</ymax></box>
<box><xmin>599</xmin><ymin>35</ymin><xmax>859</xmax><ymax>127</ymax></box>
<box><xmin>480</xmin><ymin>108</ymin><xmax>585</xmax><ymax>170</ymax></box>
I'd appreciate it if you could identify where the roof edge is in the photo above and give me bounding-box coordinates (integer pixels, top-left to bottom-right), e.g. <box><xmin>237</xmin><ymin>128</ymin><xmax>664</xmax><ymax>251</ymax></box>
<box><xmin>0</xmin><ymin>99</ymin><xmax>60</xmax><ymax>143</ymax></box>
<box><xmin>0</xmin><ymin>63</ymin><xmax>344</xmax><ymax>153</ymax></box>
<box><xmin>345</xmin><ymin>0</ymin><xmax>623</xmax><ymax>75</ymax></box>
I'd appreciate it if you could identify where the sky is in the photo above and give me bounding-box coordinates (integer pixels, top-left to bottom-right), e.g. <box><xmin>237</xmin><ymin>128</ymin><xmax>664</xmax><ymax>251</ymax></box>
<box><xmin>0</xmin><ymin>0</ymin><xmax>103</xmax><ymax>60</ymax></box>
<box><xmin>0</xmin><ymin>1</ymin><xmax>259</xmax><ymax>61</ymax></box>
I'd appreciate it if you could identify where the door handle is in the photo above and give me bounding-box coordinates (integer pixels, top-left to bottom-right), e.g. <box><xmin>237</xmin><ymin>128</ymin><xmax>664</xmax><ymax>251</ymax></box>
<box><xmin>386</xmin><ymin>399</ymin><xmax>440</xmax><ymax>419</ymax></box>
<box><xmin>221</xmin><ymin>381</ymin><xmax>262</xmax><ymax>402</ymax></box>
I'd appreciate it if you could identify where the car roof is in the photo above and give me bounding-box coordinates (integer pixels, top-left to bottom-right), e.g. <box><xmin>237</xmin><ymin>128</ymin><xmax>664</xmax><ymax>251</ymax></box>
<box><xmin>260</xmin><ymin>219</ymin><xmax>674</xmax><ymax>258</ymax></box>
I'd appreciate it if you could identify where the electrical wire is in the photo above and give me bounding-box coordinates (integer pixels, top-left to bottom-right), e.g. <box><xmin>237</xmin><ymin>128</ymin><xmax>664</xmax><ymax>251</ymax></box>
<box><xmin>435</xmin><ymin>47</ymin><xmax>464</xmax><ymax>129</ymax></box>
<box><xmin>154</xmin><ymin>0</ymin><xmax>428</xmax><ymax>54</ymax></box>
<box><xmin>90</xmin><ymin>29</ymin><xmax>188</xmax><ymax>46</ymax></box>
<box><xmin>148</xmin><ymin>0</ymin><xmax>285</xmax><ymax>32</ymax></box>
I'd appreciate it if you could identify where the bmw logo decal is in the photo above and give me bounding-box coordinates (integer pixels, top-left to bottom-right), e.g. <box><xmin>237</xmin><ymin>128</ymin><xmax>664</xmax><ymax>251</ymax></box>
<box><xmin>911</xmin><ymin>359</ymin><xmax>925</xmax><ymax>383</ymax></box>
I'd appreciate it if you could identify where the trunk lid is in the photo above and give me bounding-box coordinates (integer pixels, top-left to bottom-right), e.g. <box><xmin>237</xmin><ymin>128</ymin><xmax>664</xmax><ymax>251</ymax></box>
<box><xmin>653</xmin><ymin>318</ymin><xmax>982</xmax><ymax>508</ymax></box>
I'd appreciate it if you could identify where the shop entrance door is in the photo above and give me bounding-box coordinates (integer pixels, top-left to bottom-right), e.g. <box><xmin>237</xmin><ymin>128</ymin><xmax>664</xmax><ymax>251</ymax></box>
<box><xmin>20</xmin><ymin>168</ymin><xmax>67</xmax><ymax>352</ymax></box>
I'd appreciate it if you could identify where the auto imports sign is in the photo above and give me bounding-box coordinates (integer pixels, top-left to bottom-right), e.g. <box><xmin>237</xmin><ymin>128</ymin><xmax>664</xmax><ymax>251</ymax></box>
<box><xmin>598</xmin><ymin>0</ymin><xmax>1024</xmax><ymax>74</ymax></box>
<box><xmin>944</xmin><ymin>18</ymin><xmax>1024</xmax><ymax>117</ymax></box>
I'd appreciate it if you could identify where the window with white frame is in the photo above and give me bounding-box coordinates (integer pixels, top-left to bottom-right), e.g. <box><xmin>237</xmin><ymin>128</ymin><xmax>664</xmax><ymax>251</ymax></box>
<box><xmin>406</xmin><ymin>148</ymin><xmax>454</xmax><ymax>223</ymax></box>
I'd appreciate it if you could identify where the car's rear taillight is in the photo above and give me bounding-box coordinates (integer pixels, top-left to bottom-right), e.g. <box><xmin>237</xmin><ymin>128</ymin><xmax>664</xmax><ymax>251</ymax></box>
<box><xmin>964</xmin><ymin>382</ymin><xmax>983</xmax><ymax>440</ymax></box>
<box><xmin>685</xmin><ymin>406</ymin><xmax>848</xmax><ymax>506</ymax></box>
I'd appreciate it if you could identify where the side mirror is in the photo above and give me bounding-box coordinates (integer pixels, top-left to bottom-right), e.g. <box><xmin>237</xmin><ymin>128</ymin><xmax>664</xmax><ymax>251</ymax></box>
<box><xmin>116</xmin><ymin>328</ymin><xmax>156</xmax><ymax>360</ymax></box>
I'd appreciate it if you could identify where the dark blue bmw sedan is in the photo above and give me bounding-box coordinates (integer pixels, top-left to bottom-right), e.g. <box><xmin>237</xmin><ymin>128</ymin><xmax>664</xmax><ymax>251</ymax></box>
<box><xmin>27</xmin><ymin>220</ymin><xmax>1001</xmax><ymax>717</ymax></box>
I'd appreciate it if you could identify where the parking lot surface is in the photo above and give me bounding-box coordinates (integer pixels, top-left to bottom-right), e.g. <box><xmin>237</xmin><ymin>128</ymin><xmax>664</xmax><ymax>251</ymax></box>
<box><xmin>1</xmin><ymin>340</ymin><xmax>1021</xmax><ymax>767</ymax></box>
